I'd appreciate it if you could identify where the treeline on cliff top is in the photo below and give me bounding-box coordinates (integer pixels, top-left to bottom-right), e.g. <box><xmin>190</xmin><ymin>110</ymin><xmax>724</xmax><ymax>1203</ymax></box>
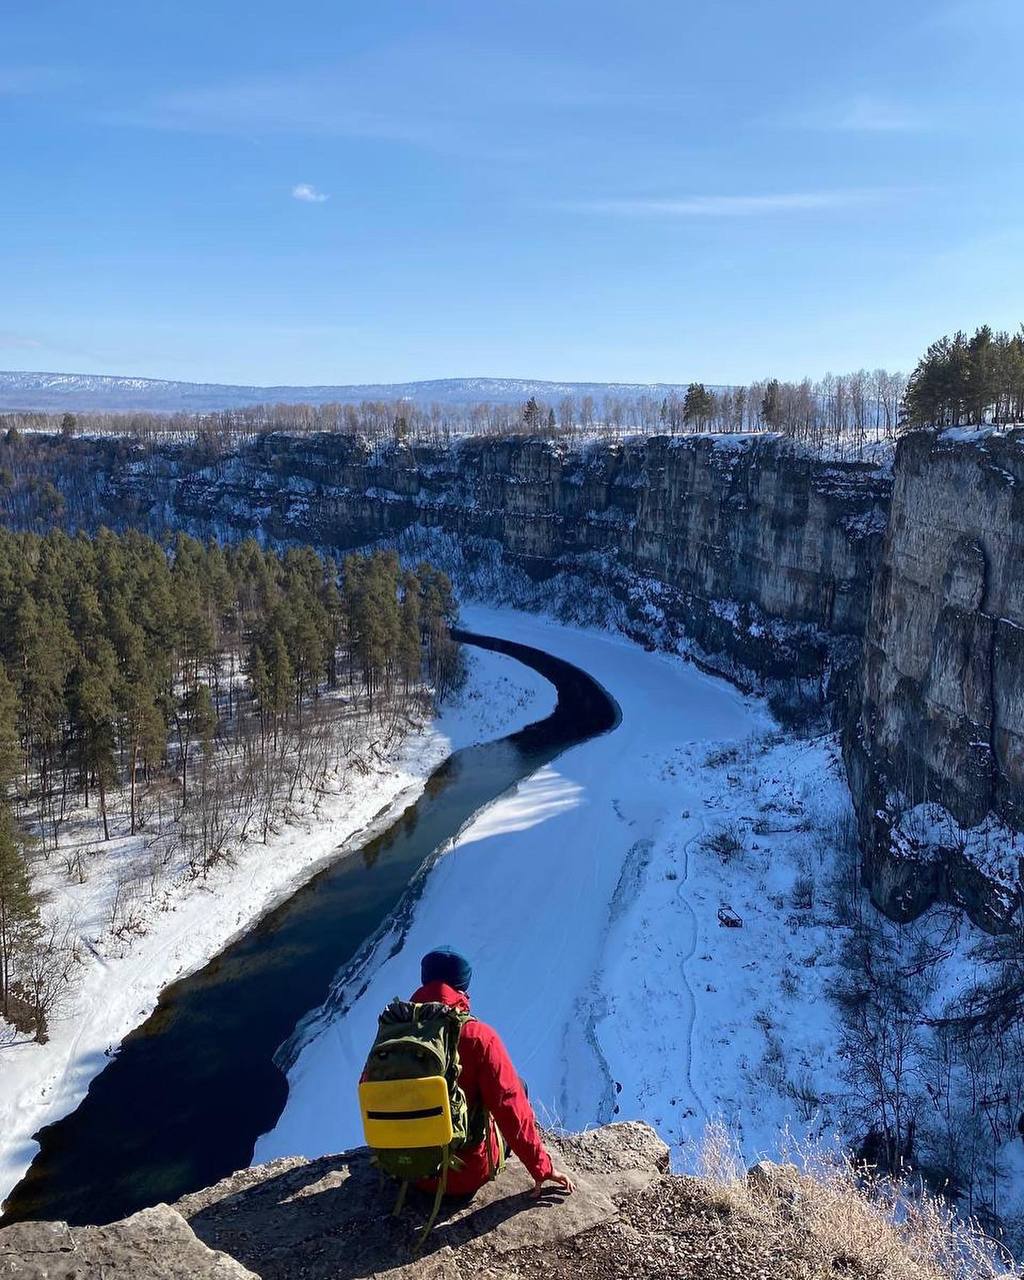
<box><xmin>0</xmin><ymin>528</ymin><xmax>459</xmax><ymax>1038</ymax></box>
<box><xmin>901</xmin><ymin>324</ymin><xmax>1024</xmax><ymax>429</ymax></box>
<box><xmin>1</xmin><ymin>325</ymin><xmax>1020</xmax><ymax>456</ymax></box>
<box><xmin>0</xmin><ymin>368</ymin><xmax>909</xmax><ymax>456</ymax></box>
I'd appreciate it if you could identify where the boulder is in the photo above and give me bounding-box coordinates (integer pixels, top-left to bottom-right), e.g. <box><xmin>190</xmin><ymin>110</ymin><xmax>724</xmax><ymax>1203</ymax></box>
<box><xmin>174</xmin><ymin>1122</ymin><xmax>669</xmax><ymax>1280</ymax></box>
<box><xmin>0</xmin><ymin>1203</ymin><xmax>256</xmax><ymax>1279</ymax></box>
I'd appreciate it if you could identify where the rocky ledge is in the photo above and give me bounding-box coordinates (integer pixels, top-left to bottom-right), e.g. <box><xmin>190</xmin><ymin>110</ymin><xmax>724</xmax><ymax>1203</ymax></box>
<box><xmin>0</xmin><ymin>1124</ymin><xmax>664</xmax><ymax>1280</ymax></box>
<box><xmin>0</xmin><ymin>1122</ymin><xmax>971</xmax><ymax>1279</ymax></box>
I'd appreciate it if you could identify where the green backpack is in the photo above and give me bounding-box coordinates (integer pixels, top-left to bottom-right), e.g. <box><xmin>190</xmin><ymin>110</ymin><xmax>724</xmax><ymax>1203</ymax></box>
<box><xmin>358</xmin><ymin>998</ymin><xmax>501</xmax><ymax>1249</ymax></box>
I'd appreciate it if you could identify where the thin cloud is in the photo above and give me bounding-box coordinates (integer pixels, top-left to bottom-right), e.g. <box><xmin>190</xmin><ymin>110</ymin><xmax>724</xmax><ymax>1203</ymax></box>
<box><xmin>95</xmin><ymin>52</ymin><xmax>674</xmax><ymax>154</ymax></box>
<box><xmin>292</xmin><ymin>183</ymin><xmax>329</xmax><ymax>204</ymax></box>
<box><xmin>103</xmin><ymin>75</ymin><xmax>434</xmax><ymax>145</ymax></box>
<box><xmin>0</xmin><ymin>332</ymin><xmax>44</xmax><ymax>350</ymax></box>
<box><xmin>0</xmin><ymin>66</ymin><xmax>77</xmax><ymax>95</ymax></box>
<box><xmin>818</xmin><ymin>95</ymin><xmax>931</xmax><ymax>133</ymax></box>
<box><xmin>568</xmin><ymin>190</ymin><xmax>898</xmax><ymax>218</ymax></box>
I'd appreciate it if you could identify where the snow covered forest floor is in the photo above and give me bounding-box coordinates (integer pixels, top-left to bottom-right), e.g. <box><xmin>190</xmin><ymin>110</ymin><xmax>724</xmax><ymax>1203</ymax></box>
<box><xmin>0</xmin><ymin>643</ymin><xmax>554</xmax><ymax>1208</ymax></box>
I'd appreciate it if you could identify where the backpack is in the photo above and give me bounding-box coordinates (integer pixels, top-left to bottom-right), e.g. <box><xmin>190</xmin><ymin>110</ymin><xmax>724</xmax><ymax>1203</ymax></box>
<box><xmin>358</xmin><ymin>997</ymin><xmax>502</xmax><ymax>1250</ymax></box>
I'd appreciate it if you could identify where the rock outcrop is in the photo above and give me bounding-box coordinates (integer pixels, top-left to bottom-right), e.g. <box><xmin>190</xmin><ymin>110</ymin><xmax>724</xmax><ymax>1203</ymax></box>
<box><xmin>4</xmin><ymin>425</ymin><xmax>1024</xmax><ymax>928</ymax></box>
<box><xmin>845</xmin><ymin>428</ymin><xmax>1024</xmax><ymax>929</ymax></box>
<box><xmin>0</xmin><ymin>1123</ymin><xmax>669</xmax><ymax>1280</ymax></box>
<box><xmin>0</xmin><ymin>1204</ymin><xmax>255</xmax><ymax>1279</ymax></box>
<box><xmin>175</xmin><ymin>1122</ymin><xmax>668</xmax><ymax>1279</ymax></box>
<box><xmin>0</xmin><ymin>1124</ymin><xmax>973</xmax><ymax>1279</ymax></box>
<box><xmin>1</xmin><ymin>431</ymin><xmax>890</xmax><ymax>711</ymax></box>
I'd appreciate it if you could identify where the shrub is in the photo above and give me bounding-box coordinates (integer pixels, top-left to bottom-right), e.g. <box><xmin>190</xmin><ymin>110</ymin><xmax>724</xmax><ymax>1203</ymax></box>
<box><xmin>697</xmin><ymin>1120</ymin><xmax>1018</xmax><ymax>1279</ymax></box>
<box><xmin>702</xmin><ymin>823</ymin><xmax>745</xmax><ymax>864</ymax></box>
<box><xmin>791</xmin><ymin>874</ymin><xmax>815</xmax><ymax>911</ymax></box>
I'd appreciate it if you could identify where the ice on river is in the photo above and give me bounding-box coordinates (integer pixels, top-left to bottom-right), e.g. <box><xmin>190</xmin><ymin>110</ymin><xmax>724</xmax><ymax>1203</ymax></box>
<box><xmin>257</xmin><ymin>607</ymin><xmax>835</xmax><ymax>1170</ymax></box>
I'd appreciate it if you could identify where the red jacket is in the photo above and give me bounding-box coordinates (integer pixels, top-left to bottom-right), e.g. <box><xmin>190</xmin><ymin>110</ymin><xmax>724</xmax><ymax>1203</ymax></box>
<box><xmin>410</xmin><ymin>981</ymin><xmax>553</xmax><ymax>1195</ymax></box>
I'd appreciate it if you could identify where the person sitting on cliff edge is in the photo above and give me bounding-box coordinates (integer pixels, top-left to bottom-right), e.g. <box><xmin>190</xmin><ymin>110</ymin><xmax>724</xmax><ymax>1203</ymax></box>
<box><xmin>402</xmin><ymin>946</ymin><xmax>575</xmax><ymax>1200</ymax></box>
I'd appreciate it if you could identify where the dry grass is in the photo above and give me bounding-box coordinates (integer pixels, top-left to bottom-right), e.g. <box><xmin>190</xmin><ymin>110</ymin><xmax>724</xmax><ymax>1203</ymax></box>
<box><xmin>697</xmin><ymin>1121</ymin><xmax>1019</xmax><ymax>1280</ymax></box>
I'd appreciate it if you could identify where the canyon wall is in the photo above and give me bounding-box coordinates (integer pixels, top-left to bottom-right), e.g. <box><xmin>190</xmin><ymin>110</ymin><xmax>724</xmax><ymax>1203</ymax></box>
<box><xmin>106</xmin><ymin>432</ymin><xmax>891</xmax><ymax>708</ymax></box>
<box><xmin>3</xmin><ymin>426</ymin><xmax>1023</xmax><ymax>928</ymax></box>
<box><xmin>844</xmin><ymin>427</ymin><xmax>1024</xmax><ymax>929</ymax></box>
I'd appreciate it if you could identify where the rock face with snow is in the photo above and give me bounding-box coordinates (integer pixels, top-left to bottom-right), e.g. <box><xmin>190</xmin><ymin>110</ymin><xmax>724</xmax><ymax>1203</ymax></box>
<box><xmin>845</xmin><ymin>427</ymin><xmax>1024</xmax><ymax>929</ymax></box>
<box><xmin>4</xmin><ymin>426</ymin><xmax>1024</xmax><ymax>928</ymax></box>
<box><xmin>51</xmin><ymin>431</ymin><xmax>889</xmax><ymax>704</ymax></box>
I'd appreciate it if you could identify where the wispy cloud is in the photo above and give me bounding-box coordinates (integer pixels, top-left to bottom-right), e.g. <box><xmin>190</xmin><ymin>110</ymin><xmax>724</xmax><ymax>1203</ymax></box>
<box><xmin>292</xmin><ymin>183</ymin><xmax>329</xmax><ymax>204</ymax></box>
<box><xmin>96</xmin><ymin>50</ymin><xmax>675</xmax><ymax>158</ymax></box>
<box><xmin>0</xmin><ymin>66</ymin><xmax>77</xmax><ymax>95</ymax></box>
<box><xmin>567</xmin><ymin>190</ymin><xmax>898</xmax><ymax>218</ymax></box>
<box><xmin>98</xmin><ymin>72</ymin><xmax>435</xmax><ymax>147</ymax></box>
<box><xmin>0</xmin><ymin>332</ymin><xmax>44</xmax><ymax>350</ymax></box>
<box><xmin>812</xmin><ymin>95</ymin><xmax>931</xmax><ymax>133</ymax></box>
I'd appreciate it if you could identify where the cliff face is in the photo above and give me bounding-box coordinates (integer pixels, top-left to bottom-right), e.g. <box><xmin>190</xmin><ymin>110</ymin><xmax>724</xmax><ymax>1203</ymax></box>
<box><xmin>101</xmin><ymin>432</ymin><xmax>890</xmax><ymax>706</ymax></box>
<box><xmin>4</xmin><ymin>426</ymin><xmax>1024</xmax><ymax>929</ymax></box>
<box><xmin>845</xmin><ymin>428</ymin><xmax>1024</xmax><ymax>929</ymax></box>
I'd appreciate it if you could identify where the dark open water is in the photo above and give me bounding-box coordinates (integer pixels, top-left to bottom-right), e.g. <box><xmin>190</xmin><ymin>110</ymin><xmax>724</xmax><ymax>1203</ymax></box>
<box><xmin>0</xmin><ymin>630</ymin><xmax>619</xmax><ymax>1226</ymax></box>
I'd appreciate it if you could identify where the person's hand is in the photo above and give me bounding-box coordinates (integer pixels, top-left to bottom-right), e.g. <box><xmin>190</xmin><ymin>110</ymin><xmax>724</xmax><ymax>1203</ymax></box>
<box><xmin>530</xmin><ymin>1169</ymin><xmax>575</xmax><ymax>1198</ymax></box>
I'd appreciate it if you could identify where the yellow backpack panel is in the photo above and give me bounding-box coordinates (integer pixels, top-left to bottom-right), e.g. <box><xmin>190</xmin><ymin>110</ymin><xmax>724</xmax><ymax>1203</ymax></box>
<box><xmin>359</xmin><ymin>1075</ymin><xmax>454</xmax><ymax>1150</ymax></box>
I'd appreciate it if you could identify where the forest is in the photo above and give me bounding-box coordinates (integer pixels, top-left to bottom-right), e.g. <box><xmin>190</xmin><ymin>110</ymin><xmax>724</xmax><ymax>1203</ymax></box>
<box><xmin>2</xmin><ymin>325</ymin><xmax>1022</xmax><ymax>461</ymax></box>
<box><xmin>0</xmin><ymin>363</ymin><xmax>909</xmax><ymax>458</ymax></box>
<box><xmin>901</xmin><ymin>325</ymin><xmax>1024</xmax><ymax>428</ymax></box>
<box><xmin>0</xmin><ymin>529</ymin><xmax>460</xmax><ymax>1039</ymax></box>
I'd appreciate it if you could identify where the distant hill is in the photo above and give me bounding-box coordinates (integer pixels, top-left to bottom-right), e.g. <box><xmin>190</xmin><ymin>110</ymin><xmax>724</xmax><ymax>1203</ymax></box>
<box><xmin>0</xmin><ymin>371</ymin><xmax>721</xmax><ymax>414</ymax></box>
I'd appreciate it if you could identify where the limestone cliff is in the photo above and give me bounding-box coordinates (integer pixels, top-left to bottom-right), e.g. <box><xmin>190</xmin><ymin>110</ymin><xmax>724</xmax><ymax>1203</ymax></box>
<box><xmin>845</xmin><ymin>427</ymin><xmax>1024</xmax><ymax>929</ymax></box>
<box><xmin>9</xmin><ymin>431</ymin><xmax>888</xmax><ymax>710</ymax></box>
<box><xmin>3</xmin><ymin>426</ymin><xmax>1024</xmax><ymax>928</ymax></box>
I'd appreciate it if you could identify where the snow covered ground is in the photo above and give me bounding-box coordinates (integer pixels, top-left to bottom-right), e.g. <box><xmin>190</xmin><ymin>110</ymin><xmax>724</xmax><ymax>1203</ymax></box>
<box><xmin>0</xmin><ymin>644</ymin><xmax>554</xmax><ymax>1209</ymax></box>
<box><xmin>257</xmin><ymin>606</ymin><xmax>858</xmax><ymax>1171</ymax></box>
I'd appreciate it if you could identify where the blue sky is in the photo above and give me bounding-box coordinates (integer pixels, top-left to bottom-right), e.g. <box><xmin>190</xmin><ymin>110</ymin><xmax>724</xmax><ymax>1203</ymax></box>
<box><xmin>2</xmin><ymin>0</ymin><xmax>1023</xmax><ymax>386</ymax></box>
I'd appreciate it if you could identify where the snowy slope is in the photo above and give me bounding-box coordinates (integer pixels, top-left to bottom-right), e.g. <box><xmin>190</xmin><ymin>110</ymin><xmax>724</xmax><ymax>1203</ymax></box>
<box><xmin>0</xmin><ymin>645</ymin><xmax>554</xmax><ymax>1209</ymax></box>
<box><xmin>257</xmin><ymin>609</ymin><xmax>765</xmax><ymax>1161</ymax></box>
<box><xmin>257</xmin><ymin>609</ymin><xmax>862</xmax><ymax>1173</ymax></box>
<box><xmin>0</xmin><ymin>372</ymin><xmax>726</xmax><ymax>413</ymax></box>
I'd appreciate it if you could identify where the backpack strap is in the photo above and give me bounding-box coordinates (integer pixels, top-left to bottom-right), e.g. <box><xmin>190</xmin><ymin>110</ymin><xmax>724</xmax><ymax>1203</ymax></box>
<box><xmin>484</xmin><ymin>1113</ymin><xmax>505</xmax><ymax>1182</ymax></box>
<box><xmin>413</xmin><ymin>1147</ymin><xmax>450</xmax><ymax>1256</ymax></box>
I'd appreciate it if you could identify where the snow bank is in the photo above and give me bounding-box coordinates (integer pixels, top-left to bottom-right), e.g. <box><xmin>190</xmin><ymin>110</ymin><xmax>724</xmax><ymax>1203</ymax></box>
<box><xmin>258</xmin><ymin>607</ymin><xmax>785</xmax><ymax>1165</ymax></box>
<box><xmin>0</xmin><ymin>645</ymin><xmax>554</xmax><ymax>1209</ymax></box>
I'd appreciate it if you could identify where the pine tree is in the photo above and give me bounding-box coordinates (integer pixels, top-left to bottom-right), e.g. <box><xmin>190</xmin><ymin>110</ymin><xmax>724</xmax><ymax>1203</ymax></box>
<box><xmin>399</xmin><ymin>572</ymin><xmax>422</xmax><ymax>692</ymax></box>
<box><xmin>269</xmin><ymin>630</ymin><xmax>293</xmax><ymax>740</ymax></box>
<box><xmin>0</xmin><ymin>665</ymin><xmax>21</xmax><ymax>797</ymax></box>
<box><xmin>174</xmin><ymin>683</ymin><xmax>217</xmax><ymax>805</ymax></box>
<box><xmin>0</xmin><ymin>802</ymin><xmax>38</xmax><ymax>1018</ymax></box>
<box><xmin>683</xmin><ymin>383</ymin><xmax>714</xmax><ymax>430</ymax></box>
<box><xmin>70</xmin><ymin>640</ymin><xmax>118</xmax><ymax>839</ymax></box>
<box><xmin>522</xmin><ymin>397</ymin><xmax>542</xmax><ymax>432</ymax></box>
<box><xmin>761</xmin><ymin>379</ymin><xmax>783</xmax><ymax>430</ymax></box>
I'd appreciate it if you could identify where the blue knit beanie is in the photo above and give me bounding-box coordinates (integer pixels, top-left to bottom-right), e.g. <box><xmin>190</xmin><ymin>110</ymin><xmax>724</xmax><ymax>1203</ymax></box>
<box><xmin>421</xmin><ymin>947</ymin><xmax>472</xmax><ymax>992</ymax></box>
